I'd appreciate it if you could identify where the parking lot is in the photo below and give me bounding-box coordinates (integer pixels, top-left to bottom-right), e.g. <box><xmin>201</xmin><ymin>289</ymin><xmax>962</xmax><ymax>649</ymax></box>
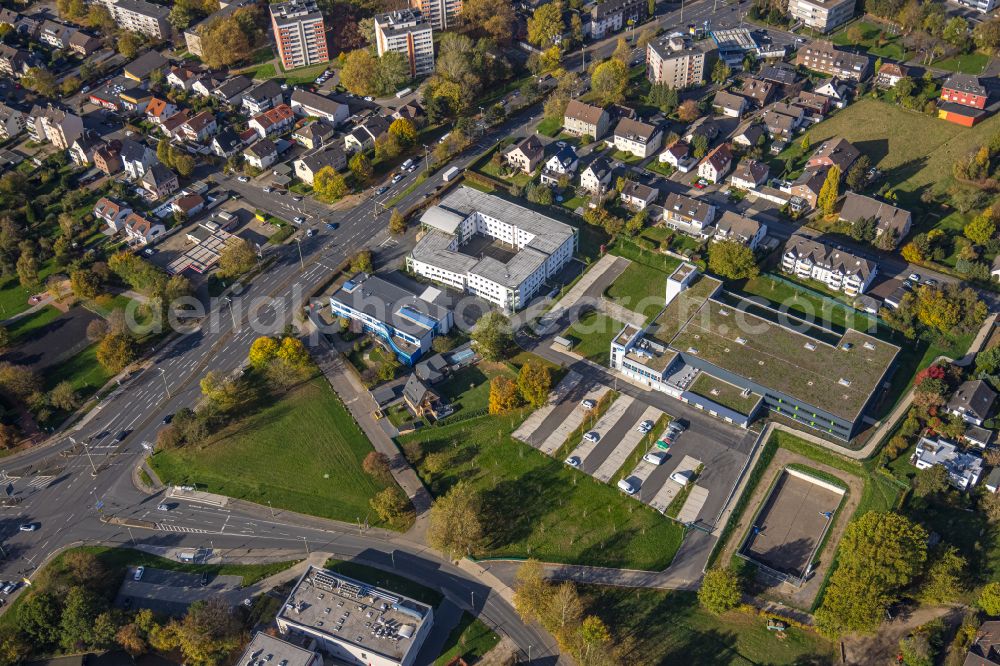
<box><xmin>514</xmin><ymin>373</ymin><xmax>754</xmax><ymax>528</ymax></box>
<box><xmin>116</xmin><ymin>567</ymin><xmax>244</xmax><ymax>616</ymax></box>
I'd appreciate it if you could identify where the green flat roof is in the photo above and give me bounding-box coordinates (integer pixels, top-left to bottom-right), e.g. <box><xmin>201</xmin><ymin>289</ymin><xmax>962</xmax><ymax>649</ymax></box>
<box><xmin>688</xmin><ymin>372</ymin><xmax>762</xmax><ymax>416</ymax></box>
<box><xmin>669</xmin><ymin>297</ymin><xmax>898</xmax><ymax>421</ymax></box>
<box><xmin>646</xmin><ymin>274</ymin><xmax>723</xmax><ymax>347</ymax></box>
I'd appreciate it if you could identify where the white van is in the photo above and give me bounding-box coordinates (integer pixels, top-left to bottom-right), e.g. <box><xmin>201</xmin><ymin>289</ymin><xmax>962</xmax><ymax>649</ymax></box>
<box><xmin>617</xmin><ymin>479</ymin><xmax>637</xmax><ymax>495</ymax></box>
<box><xmin>401</xmin><ymin>158</ymin><xmax>414</xmax><ymax>170</ymax></box>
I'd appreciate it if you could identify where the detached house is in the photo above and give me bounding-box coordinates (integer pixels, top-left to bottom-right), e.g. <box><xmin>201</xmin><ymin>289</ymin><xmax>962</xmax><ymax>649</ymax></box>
<box><xmin>813</xmin><ymin>78</ymin><xmax>850</xmax><ymax>108</ymax></box>
<box><xmin>141</xmin><ymin>163</ymin><xmax>179</xmax><ymax>200</ymax></box>
<box><xmin>39</xmin><ymin>20</ymin><xmax>74</xmax><ymax>49</ymax></box>
<box><xmin>120</xmin><ymin>138</ymin><xmax>155</xmax><ymax>179</ymax></box>
<box><xmin>875</xmin><ymin>62</ymin><xmax>908</xmax><ymax>88</ymax></box>
<box><xmin>166</xmin><ymin>64</ymin><xmax>201</xmax><ymax>91</ymax></box>
<box><xmin>790</xmin><ymin>168</ymin><xmax>828</xmax><ymax>208</ymax></box>
<box><xmin>662</xmin><ymin>192</ymin><xmax>717</xmax><ymax>238</ymax></box>
<box><xmin>658</xmin><ymin>142</ymin><xmax>693</xmax><ymax>172</ymax></box>
<box><xmin>503</xmin><ymin>135</ymin><xmax>544</xmax><ymax>175</ymax></box>
<box><xmin>294</xmin><ymin>146</ymin><xmax>348</xmax><ymax>185</ymax></box>
<box><xmin>250</xmin><ymin>104</ymin><xmax>295</xmax><ymax>139</ymax></box>
<box><xmin>289</xmin><ymin>89</ymin><xmax>349</xmax><ymax>125</ymax></box>
<box><xmin>94</xmin><ymin>197</ymin><xmax>132</xmax><ymax>231</ymax></box>
<box><xmin>729</xmin><ymin>159</ymin><xmax>769</xmax><ymax>191</ymax></box>
<box><xmin>839</xmin><ymin>192</ymin><xmax>912</xmax><ymax>244</ymax></box>
<box><xmin>613</xmin><ymin>117</ymin><xmax>662</xmax><ymax>159</ymax></box>
<box><xmin>122</xmin><ymin>212</ymin><xmax>166</xmax><ymax>245</ymax></box>
<box><xmin>733</xmin><ymin>123</ymin><xmax>766</xmax><ymax>149</ymax></box>
<box><xmin>712</xmin><ymin>90</ymin><xmax>747</xmax><ymax>118</ymax></box>
<box><xmin>68</xmin><ymin>30</ymin><xmax>101</xmax><ymax>56</ymax></box>
<box><xmin>762</xmin><ymin>108</ymin><xmax>800</xmax><ymax>140</ymax></box>
<box><xmin>939</xmin><ymin>73</ymin><xmax>990</xmax><ymax>126</ymax></box>
<box><xmin>94</xmin><ymin>141</ymin><xmax>123</xmax><ymax>175</ymax></box>
<box><xmin>714</xmin><ymin>211</ymin><xmax>766</xmax><ymax>250</ymax></box>
<box><xmin>947</xmin><ymin>379</ymin><xmax>997</xmax><ymax>426</ymax></box>
<box><xmin>563</xmin><ymin>99</ymin><xmax>611</xmax><ymax>140</ymax></box>
<box><xmin>580</xmin><ymin>157</ymin><xmax>614</xmax><ymax>194</ymax></box>
<box><xmin>344</xmin><ymin>115</ymin><xmax>391</xmax><ymax>154</ymax></box>
<box><xmin>179</xmin><ymin>110</ymin><xmax>218</xmax><ymax>142</ymax></box>
<box><xmin>291</xmin><ymin>121</ymin><xmax>336</xmax><ymax>150</ymax></box>
<box><xmin>698</xmin><ymin>144</ymin><xmax>734</xmax><ymax>183</ymax></box>
<box><xmin>212</xmin><ymin>128</ymin><xmax>243</xmax><ymax>158</ymax></box>
<box><xmin>806</xmin><ymin>136</ymin><xmax>860</xmax><ymax>173</ymax></box>
<box><xmin>738</xmin><ymin>77</ymin><xmax>775</xmax><ymax>107</ymax></box>
<box><xmin>0</xmin><ymin>103</ymin><xmax>24</xmax><ymax>140</ymax></box>
<box><xmin>539</xmin><ymin>144</ymin><xmax>579</xmax><ymax>186</ymax></box>
<box><xmin>242</xmin><ymin>80</ymin><xmax>284</xmax><ymax>116</ymax></box>
<box><xmin>145</xmin><ymin>97</ymin><xmax>177</xmax><ymax>125</ymax></box>
<box><xmin>620</xmin><ymin>180</ymin><xmax>658</xmax><ymax>210</ymax></box>
<box><xmin>781</xmin><ymin>234</ymin><xmax>877</xmax><ymax>296</ymax></box>
<box><xmin>912</xmin><ymin>436</ymin><xmax>983</xmax><ymax>491</ymax></box>
<box><xmin>0</xmin><ymin>45</ymin><xmax>28</xmax><ymax>78</ymax></box>
<box><xmin>214</xmin><ymin>76</ymin><xmax>252</xmax><ymax>106</ymax></box>
<box><xmin>244</xmin><ymin>138</ymin><xmax>278</xmax><ymax>170</ymax></box>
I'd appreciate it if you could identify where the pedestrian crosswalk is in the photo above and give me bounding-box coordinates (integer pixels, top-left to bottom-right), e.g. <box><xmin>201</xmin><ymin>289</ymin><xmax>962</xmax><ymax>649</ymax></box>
<box><xmin>26</xmin><ymin>476</ymin><xmax>53</xmax><ymax>489</ymax></box>
<box><xmin>157</xmin><ymin>523</ymin><xmax>210</xmax><ymax>534</ymax></box>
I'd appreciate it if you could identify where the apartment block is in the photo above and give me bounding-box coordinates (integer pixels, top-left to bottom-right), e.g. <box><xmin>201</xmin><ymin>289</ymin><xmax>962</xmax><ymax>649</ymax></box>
<box><xmin>106</xmin><ymin>0</ymin><xmax>170</xmax><ymax>39</ymax></box>
<box><xmin>647</xmin><ymin>36</ymin><xmax>706</xmax><ymax>89</ymax></box>
<box><xmin>270</xmin><ymin>0</ymin><xmax>329</xmax><ymax>70</ymax></box>
<box><xmin>374</xmin><ymin>10</ymin><xmax>434</xmax><ymax>78</ymax></box>
<box><xmin>781</xmin><ymin>234</ymin><xmax>876</xmax><ymax>296</ymax></box>
<box><xmin>788</xmin><ymin>0</ymin><xmax>855</xmax><ymax>33</ymax></box>
<box><xmin>590</xmin><ymin>0</ymin><xmax>647</xmax><ymax>39</ymax></box>
<box><xmin>409</xmin><ymin>0</ymin><xmax>461</xmax><ymax>30</ymax></box>
<box><xmin>794</xmin><ymin>40</ymin><xmax>870</xmax><ymax>81</ymax></box>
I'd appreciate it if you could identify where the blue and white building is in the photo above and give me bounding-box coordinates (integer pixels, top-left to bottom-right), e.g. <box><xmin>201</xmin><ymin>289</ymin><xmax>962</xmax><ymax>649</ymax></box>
<box><xmin>330</xmin><ymin>273</ymin><xmax>453</xmax><ymax>366</ymax></box>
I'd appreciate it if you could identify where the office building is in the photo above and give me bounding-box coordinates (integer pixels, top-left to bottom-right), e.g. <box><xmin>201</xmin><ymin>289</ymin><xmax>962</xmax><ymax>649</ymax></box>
<box><xmin>277</xmin><ymin>566</ymin><xmax>433</xmax><ymax>666</ymax></box>
<box><xmin>409</xmin><ymin>0</ymin><xmax>461</xmax><ymax>30</ymax></box>
<box><xmin>788</xmin><ymin>0</ymin><xmax>855</xmax><ymax>33</ymax></box>
<box><xmin>408</xmin><ymin>187</ymin><xmax>577</xmax><ymax>311</ymax></box>
<box><xmin>374</xmin><ymin>10</ymin><xmax>434</xmax><ymax>78</ymax></box>
<box><xmin>270</xmin><ymin>0</ymin><xmax>329</xmax><ymax>70</ymax></box>
<box><xmin>609</xmin><ymin>263</ymin><xmax>898</xmax><ymax>439</ymax></box>
<box><xmin>647</xmin><ymin>36</ymin><xmax>707</xmax><ymax>88</ymax></box>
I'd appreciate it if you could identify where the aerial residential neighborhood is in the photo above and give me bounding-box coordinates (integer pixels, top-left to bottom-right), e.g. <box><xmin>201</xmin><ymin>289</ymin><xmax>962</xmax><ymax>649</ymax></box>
<box><xmin>4</xmin><ymin>0</ymin><xmax>1000</xmax><ymax>663</ymax></box>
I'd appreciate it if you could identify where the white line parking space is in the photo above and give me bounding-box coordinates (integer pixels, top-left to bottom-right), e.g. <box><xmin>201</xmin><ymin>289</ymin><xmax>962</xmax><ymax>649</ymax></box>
<box><xmin>513</xmin><ymin>371</ymin><xmax>582</xmax><ymax>443</ymax></box>
<box><xmin>567</xmin><ymin>396</ymin><xmax>634</xmax><ymax>461</ymax></box>
<box><xmin>623</xmin><ymin>426</ymin><xmax>674</xmax><ymax>485</ymax></box>
<box><xmin>648</xmin><ymin>455</ymin><xmax>702</xmax><ymax>514</ymax></box>
<box><xmin>537</xmin><ymin>385</ymin><xmax>612</xmax><ymax>455</ymax></box>
<box><xmin>593</xmin><ymin>406</ymin><xmax>662</xmax><ymax>483</ymax></box>
<box><xmin>677</xmin><ymin>485</ymin><xmax>709</xmax><ymax>524</ymax></box>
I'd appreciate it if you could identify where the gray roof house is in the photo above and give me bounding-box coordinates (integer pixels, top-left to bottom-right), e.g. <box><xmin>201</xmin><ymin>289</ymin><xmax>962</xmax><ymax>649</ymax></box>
<box><xmin>838</xmin><ymin>192</ymin><xmax>912</xmax><ymax>244</ymax></box>
<box><xmin>947</xmin><ymin>379</ymin><xmax>997</xmax><ymax>426</ymax></box>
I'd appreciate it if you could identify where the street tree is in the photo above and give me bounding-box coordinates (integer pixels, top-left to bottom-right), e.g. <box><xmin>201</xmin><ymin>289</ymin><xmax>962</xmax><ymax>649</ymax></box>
<box><xmin>370</xmin><ymin>487</ymin><xmax>409</xmax><ymax>524</ymax></box>
<box><xmin>472</xmin><ymin>311</ymin><xmax>512</xmax><ymax>361</ymax></box>
<box><xmin>350</xmin><ymin>249</ymin><xmax>373</xmax><ymax>274</ymax></box>
<box><xmin>513</xmin><ymin>559</ymin><xmax>552</xmax><ymax>623</ymax></box>
<box><xmin>388</xmin><ymin>209</ymin><xmax>406</xmax><ymax>235</ymax></box>
<box><xmin>314</xmin><ymin>167</ymin><xmax>348</xmax><ymax>201</ymax></box>
<box><xmin>248</xmin><ymin>336</ymin><xmax>280</xmax><ymax>369</ymax></box>
<box><xmin>428</xmin><ymin>480</ymin><xmax>483</xmax><ymax>559</ymax></box>
<box><xmin>527</xmin><ymin>1</ymin><xmax>564</xmax><ymax>47</ymax></box>
<box><xmin>218</xmin><ymin>238</ymin><xmax>256</xmax><ymax>278</ymax></box>
<box><xmin>348</xmin><ymin>152</ymin><xmax>372</xmax><ymax>181</ymax></box>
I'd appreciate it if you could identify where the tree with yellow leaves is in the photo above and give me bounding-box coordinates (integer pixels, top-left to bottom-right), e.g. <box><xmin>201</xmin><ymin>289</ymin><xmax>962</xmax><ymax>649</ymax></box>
<box><xmin>488</xmin><ymin>375</ymin><xmax>520</xmax><ymax>414</ymax></box>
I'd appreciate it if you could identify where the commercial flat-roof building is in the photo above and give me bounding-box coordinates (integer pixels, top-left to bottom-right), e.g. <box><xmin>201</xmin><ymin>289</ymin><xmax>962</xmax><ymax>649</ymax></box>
<box><xmin>788</xmin><ymin>0</ymin><xmax>855</xmax><ymax>33</ymax></box>
<box><xmin>270</xmin><ymin>0</ymin><xmax>329</xmax><ymax>70</ymax></box>
<box><xmin>408</xmin><ymin>187</ymin><xmax>577</xmax><ymax>311</ymax></box>
<box><xmin>610</xmin><ymin>263</ymin><xmax>897</xmax><ymax>439</ymax></box>
<box><xmin>374</xmin><ymin>10</ymin><xmax>434</xmax><ymax>78</ymax></box>
<box><xmin>238</xmin><ymin>633</ymin><xmax>323</xmax><ymax>666</ymax></box>
<box><xmin>276</xmin><ymin>566</ymin><xmax>434</xmax><ymax>666</ymax></box>
<box><xmin>330</xmin><ymin>273</ymin><xmax>453</xmax><ymax>365</ymax></box>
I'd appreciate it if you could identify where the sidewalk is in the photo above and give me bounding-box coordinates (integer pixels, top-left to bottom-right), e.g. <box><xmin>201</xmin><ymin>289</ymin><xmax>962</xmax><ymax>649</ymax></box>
<box><xmin>308</xmin><ymin>328</ymin><xmax>433</xmax><ymax>541</ymax></box>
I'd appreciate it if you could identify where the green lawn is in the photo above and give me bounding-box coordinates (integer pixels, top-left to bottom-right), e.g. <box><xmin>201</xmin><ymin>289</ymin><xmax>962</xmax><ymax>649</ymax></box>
<box><xmin>398</xmin><ymin>409</ymin><xmax>685</xmax><ymax>570</ymax></box>
<box><xmin>646</xmin><ymin>160</ymin><xmax>677</xmax><ymax>178</ymax></box>
<box><xmin>6</xmin><ymin>305</ymin><xmax>63</xmax><ymax>343</ymax></box>
<box><xmin>536</xmin><ymin>117</ymin><xmax>562</xmax><ymax>137</ymax></box>
<box><xmin>0</xmin><ymin>266</ymin><xmax>56</xmax><ymax>320</ymax></box>
<box><xmin>605</xmin><ymin>261</ymin><xmax>673</xmax><ymax>321</ymax></box>
<box><xmin>478</xmin><ymin>160</ymin><xmax>534</xmax><ymax>188</ymax></box>
<box><xmin>433</xmin><ymin>614</ymin><xmax>501</xmax><ymax>666</ymax></box>
<box><xmin>611</xmin><ymin>236</ymin><xmax>683</xmax><ymax>275</ymax></box>
<box><xmin>830</xmin><ymin>21</ymin><xmax>908</xmax><ymax>61</ymax></box>
<box><xmin>563</xmin><ymin>310</ymin><xmax>623</xmax><ymax>365</ymax></box>
<box><xmin>324</xmin><ymin>558</ymin><xmax>443</xmax><ymax>608</ymax></box>
<box><xmin>583</xmin><ymin>586</ymin><xmax>836</xmax><ymax>665</ymax></box>
<box><xmin>934</xmin><ymin>51</ymin><xmax>990</xmax><ymax>74</ymax></box>
<box><xmin>433</xmin><ymin>362</ymin><xmax>517</xmax><ymax>417</ymax></box>
<box><xmin>150</xmin><ymin>378</ymin><xmax>408</xmax><ymax>527</ymax></box>
<box><xmin>44</xmin><ymin>344</ymin><xmax>111</xmax><ymax>394</ymax></box>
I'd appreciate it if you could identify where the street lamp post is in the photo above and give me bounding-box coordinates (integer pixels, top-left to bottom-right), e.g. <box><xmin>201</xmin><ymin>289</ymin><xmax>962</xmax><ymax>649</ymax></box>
<box><xmin>158</xmin><ymin>367</ymin><xmax>170</xmax><ymax>398</ymax></box>
<box><xmin>295</xmin><ymin>237</ymin><xmax>304</xmax><ymax>271</ymax></box>
<box><xmin>224</xmin><ymin>296</ymin><xmax>238</xmax><ymax>329</ymax></box>
<box><xmin>301</xmin><ymin>535</ymin><xmax>309</xmax><ymax>555</ymax></box>
<box><xmin>70</xmin><ymin>436</ymin><xmax>98</xmax><ymax>477</ymax></box>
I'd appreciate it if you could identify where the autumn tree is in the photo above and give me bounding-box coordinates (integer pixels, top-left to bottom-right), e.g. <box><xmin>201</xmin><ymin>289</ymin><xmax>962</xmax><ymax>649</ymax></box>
<box><xmin>590</xmin><ymin>59</ymin><xmax>628</xmax><ymax>106</ymax></box>
<box><xmin>979</xmin><ymin>582</ymin><xmax>1000</xmax><ymax>615</ymax></box>
<box><xmin>472</xmin><ymin>311</ymin><xmax>512</xmax><ymax>361</ymax></box>
<box><xmin>70</xmin><ymin>269</ymin><xmax>101</xmax><ymax>299</ymax></box>
<box><xmin>913</xmin><ymin>464</ymin><xmax>949</xmax><ymax>498</ymax></box>
<box><xmin>461</xmin><ymin>0</ymin><xmax>516</xmax><ymax>43</ymax></box>
<box><xmin>117</xmin><ymin>33</ymin><xmax>140</xmax><ymax>59</ymax></box>
<box><xmin>350</xmin><ymin>249</ymin><xmax>373</xmax><ymax>274</ymax></box>
<box><xmin>49</xmin><ymin>381</ymin><xmax>78</xmax><ymax>411</ymax></box>
<box><xmin>200</xmin><ymin>13</ymin><xmax>252</xmax><ymax>69</ymax></box>
<box><xmin>348</xmin><ymin>152</ymin><xmax>372</xmax><ymax>181</ymax></box>
<box><xmin>677</xmin><ymin>99</ymin><xmax>700</xmax><ymax>122</ymax></box>
<box><xmin>513</xmin><ymin>559</ymin><xmax>552</xmax><ymax>623</ymax></box>
<box><xmin>527</xmin><ymin>1</ymin><xmax>564</xmax><ymax>47</ymax></box>
<box><xmin>917</xmin><ymin>545</ymin><xmax>965</xmax><ymax>604</ymax></box>
<box><xmin>711</xmin><ymin>58</ymin><xmax>732</xmax><ymax>84</ymax></box>
<box><xmin>817</xmin><ymin>165</ymin><xmax>841</xmax><ymax>215</ymax></box>
<box><xmin>388</xmin><ymin>118</ymin><xmax>417</xmax><ymax>145</ymax></box>
<box><xmin>23</xmin><ymin>68</ymin><xmax>58</xmax><ymax>98</ymax></box>
<box><xmin>370</xmin><ymin>487</ymin><xmax>410</xmax><ymax>524</ymax></box>
<box><xmin>0</xmin><ymin>363</ymin><xmax>40</xmax><ymax>398</ymax></box>
<box><xmin>965</xmin><ymin>209</ymin><xmax>997</xmax><ymax>245</ymax></box>
<box><xmin>248</xmin><ymin>336</ymin><xmax>280</xmax><ymax>369</ymax></box>
<box><xmin>708</xmin><ymin>239</ymin><xmax>759</xmax><ymax>280</ymax></box>
<box><xmin>489</xmin><ymin>375</ymin><xmax>520</xmax><ymax>414</ymax></box>
<box><xmin>169</xmin><ymin>598</ymin><xmax>244</xmax><ymax>666</ymax></box>
<box><xmin>428</xmin><ymin>480</ymin><xmax>483</xmax><ymax>559</ymax></box>
<box><xmin>698</xmin><ymin>567</ymin><xmax>743</xmax><ymax>614</ymax></box>
<box><xmin>314</xmin><ymin>167</ymin><xmax>348</xmax><ymax>201</ymax></box>
<box><xmin>218</xmin><ymin>238</ymin><xmax>256</xmax><ymax>278</ymax></box>
<box><xmin>388</xmin><ymin>209</ymin><xmax>406</xmax><ymax>235</ymax></box>
<box><xmin>362</xmin><ymin>451</ymin><xmax>390</xmax><ymax>480</ymax></box>
<box><xmin>517</xmin><ymin>361</ymin><xmax>551</xmax><ymax>408</ymax></box>
<box><xmin>96</xmin><ymin>332</ymin><xmax>137</xmax><ymax>374</ymax></box>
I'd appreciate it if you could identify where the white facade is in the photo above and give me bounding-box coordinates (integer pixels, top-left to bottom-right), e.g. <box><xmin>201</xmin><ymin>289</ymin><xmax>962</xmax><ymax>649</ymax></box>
<box><xmin>788</xmin><ymin>0</ymin><xmax>855</xmax><ymax>33</ymax></box>
<box><xmin>374</xmin><ymin>10</ymin><xmax>434</xmax><ymax>78</ymax></box>
<box><xmin>781</xmin><ymin>247</ymin><xmax>875</xmax><ymax>296</ymax></box>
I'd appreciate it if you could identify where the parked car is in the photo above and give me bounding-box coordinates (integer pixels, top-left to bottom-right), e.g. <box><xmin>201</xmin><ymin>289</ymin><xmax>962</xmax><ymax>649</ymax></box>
<box><xmin>583</xmin><ymin>431</ymin><xmax>600</xmax><ymax>443</ymax></box>
<box><xmin>695</xmin><ymin>178</ymin><xmax>709</xmax><ymax>189</ymax></box>
<box><xmin>293</xmin><ymin>216</ymin><xmax>305</xmax><ymax>224</ymax></box>
<box><xmin>643</xmin><ymin>451</ymin><xmax>667</xmax><ymax>465</ymax></box>
<box><xmin>565</xmin><ymin>456</ymin><xmax>582</xmax><ymax>468</ymax></box>
<box><xmin>925</xmin><ymin>278</ymin><xmax>938</xmax><ymax>287</ymax></box>
<box><xmin>134</xmin><ymin>566</ymin><xmax>144</xmax><ymax>581</ymax></box>
<box><xmin>908</xmin><ymin>272</ymin><xmax>921</xmax><ymax>282</ymax></box>
<box><xmin>237</xmin><ymin>176</ymin><xmax>249</xmax><ymax>183</ymax></box>
<box><xmin>617</xmin><ymin>478</ymin><xmax>637</xmax><ymax>494</ymax></box>
<box><xmin>263</xmin><ymin>186</ymin><xmax>272</xmax><ymax>193</ymax></box>
<box><xmin>306</xmin><ymin>228</ymin><xmax>315</xmax><ymax>237</ymax></box>
<box><xmin>670</xmin><ymin>470</ymin><xmax>691</xmax><ymax>486</ymax></box>
<box><xmin>580</xmin><ymin>398</ymin><xmax>596</xmax><ymax>409</ymax></box>
<box><xmin>156</xmin><ymin>503</ymin><xmax>170</xmax><ymax>511</ymax></box>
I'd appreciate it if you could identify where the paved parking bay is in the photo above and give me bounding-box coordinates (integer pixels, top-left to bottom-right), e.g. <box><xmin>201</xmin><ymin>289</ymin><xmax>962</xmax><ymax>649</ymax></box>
<box><xmin>568</xmin><ymin>395</ymin><xmax>635</xmax><ymax>464</ymax></box>
<box><xmin>117</xmin><ymin>567</ymin><xmax>243</xmax><ymax>616</ymax></box>
<box><xmin>536</xmin><ymin>385</ymin><xmax>612</xmax><ymax>455</ymax></box>
<box><xmin>593</xmin><ymin>406</ymin><xmax>663</xmax><ymax>483</ymax></box>
<box><xmin>648</xmin><ymin>455</ymin><xmax>702</xmax><ymax>514</ymax></box>
<box><xmin>512</xmin><ymin>371</ymin><xmax>582</xmax><ymax>442</ymax></box>
<box><xmin>677</xmin><ymin>485</ymin><xmax>710</xmax><ymax>524</ymax></box>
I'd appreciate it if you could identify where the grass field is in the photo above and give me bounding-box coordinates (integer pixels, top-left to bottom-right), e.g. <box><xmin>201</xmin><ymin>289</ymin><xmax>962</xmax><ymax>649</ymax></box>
<box><xmin>830</xmin><ymin>21</ymin><xmax>908</xmax><ymax>60</ymax></box>
<box><xmin>0</xmin><ymin>265</ymin><xmax>56</xmax><ymax>320</ymax></box>
<box><xmin>934</xmin><ymin>51</ymin><xmax>990</xmax><ymax>74</ymax></box>
<box><xmin>605</xmin><ymin>261</ymin><xmax>672</xmax><ymax>321</ymax></box>
<box><xmin>433</xmin><ymin>614</ymin><xmax>501</xmax><ymax>666</ymax></box>
<box><xmin>563</xmin><ymin>310</ymin><xmax>622</xmax><ymax>365</ymax></box>
<box><xmin>536</xmin><ymin>117</ymin><xmax>562</xmax><ymax>137</ymax></box>
<box><xmin>582</xmin><ymin>586</ymin><xmax>836</xmax><ymax>665</ymax></box>
<box><xmin>398</xmin><ymin>408</ymin><xmax>685</xmax><ymax>570</ymax></box>
<box><xmin>150</xmin><ymin>378</ymin><xmax>407</xmax><ymax>527</ymax></box>
<box><xmin>791</xmin><ymin>98</ymin><xmax>1000</xmax><ymax>208</ymax></box>
<box><xmin>44</xmin><ymin>344</ymin><xmax>111</xmax><ymax>394</ymax></box>
<box><xmin>6</xmin><ymin>305</ymin><xmax>63</xmax><ymax>343</ymax></box>
<box><xmin>478</xmin><ymin>160</ymin><xmax>534</xmax><ymax>188</ymax></box>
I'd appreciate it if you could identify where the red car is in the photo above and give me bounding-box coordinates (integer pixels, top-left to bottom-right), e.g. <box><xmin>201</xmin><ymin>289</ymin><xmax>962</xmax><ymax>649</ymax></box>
<box><xmin>694</xmin><ymin>178</ymin><xmax>709</xmax><ymax>189</ymax></box>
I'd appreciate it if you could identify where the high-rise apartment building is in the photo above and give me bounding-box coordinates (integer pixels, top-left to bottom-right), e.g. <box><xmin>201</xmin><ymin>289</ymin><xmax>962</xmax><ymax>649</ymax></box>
<box><xmin>269</xmin><ymin>0</ymin><xmax>329</xmax><ymax>70</ymax></box>
<box><xmin>374</xmin><ymin>10</ymin><xmax>434</xmax><ymax>78</ymax></box>
<box><xmin>646</xmin><ymin>36</ymin><xmax>706</xmax><ymax>89</ymax></box>
<box><xmin>408</xmin><ymin>0</ymin><xmax>461</xmax><ymax>30</ymax></box>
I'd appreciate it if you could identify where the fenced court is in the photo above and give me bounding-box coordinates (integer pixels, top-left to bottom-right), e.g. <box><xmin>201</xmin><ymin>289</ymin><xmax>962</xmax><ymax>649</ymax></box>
<box><xmin>738</xmin><ymin>467</ymin><xmax>845</xmax><ymax>585</ymax></box>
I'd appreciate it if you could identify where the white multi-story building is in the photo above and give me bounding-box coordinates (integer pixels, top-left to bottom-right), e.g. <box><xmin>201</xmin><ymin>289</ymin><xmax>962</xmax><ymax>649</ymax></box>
<box><xmin>647</xmin><ymin>36</ymin><xmax>706</xmax><ymax>89</ymax></box>
<box><xmin>0</xmin><ymin>102</ymin><xmax>24</xmax><ymax>140</ymax></box>
<box><xmin>781</xmin><ymin>234</ymin><xmax>876</xmax><ymax>296</ymax></box>
<box><xmin>277</xmin><ymin>566</ymin><xmax>434</xmax><ymax>666</ymax></box>
<box><xmin>408</xmin><ymin>0</ymin><xmax>461</xmax><ymax>30</ymax></box>
<box><xmin>912</xmin><ymin>436</ymin><xmax>983</xmax><ymax>490</ymax></box>
<box><xmin>270</xmin><ymin>0</ymin><xmax>329</xmax><ymax>70</ymax></box>
<box><xmin>99</xmin><ymin>0</ymin><xmax>170</xmax><ymax>39</ymax></box>
<box><xmin>408</xmin><ymin>187</ymin><xmax>577</xmax><ymax>311</ymax></box>
<box><xmin>788</xmin><ymin>0</ymin><xmax>855</xmax><ymax>33</ymax></box>
<box><xmin>374</xmin><ymin>10</ymin><xmax>434</xmax><ymax>78</ymax></box>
